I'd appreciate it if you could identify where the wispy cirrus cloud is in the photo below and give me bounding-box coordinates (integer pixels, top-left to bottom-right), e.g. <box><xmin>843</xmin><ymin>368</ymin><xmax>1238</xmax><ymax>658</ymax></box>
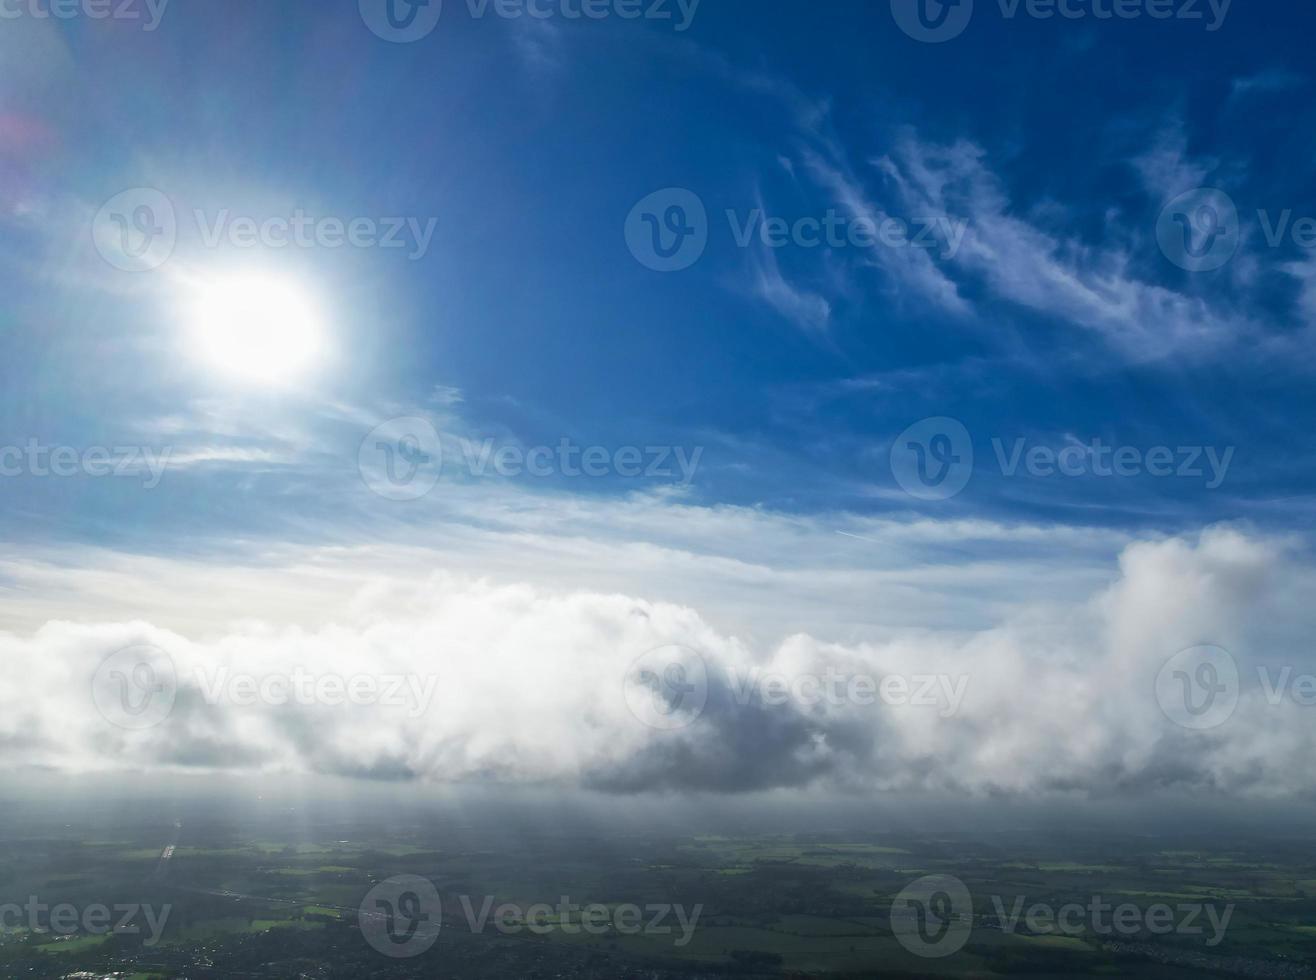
<box><xmin>1229</xmin><ymin>68</ymin><xmax>1304</xmax><ymax>101</ymax></box>
<box><xmin>871</xmin><ymin>133</ymin><xmax>1249</xmax><ymax>361</ymax></box>
<box><xmin>746</xmin><ymin>240</ymin><xmax>833</xmax><ymax>334</ymax></box>
<box><xmin>1132</xmin><ymin>119</ymin><xmax>1216</xmax><ymax>200</ymax></box>
<box><xmin>701</xmin><ymin>50</ymin><xmax>1278</xmax><ymax>364</ymax></box>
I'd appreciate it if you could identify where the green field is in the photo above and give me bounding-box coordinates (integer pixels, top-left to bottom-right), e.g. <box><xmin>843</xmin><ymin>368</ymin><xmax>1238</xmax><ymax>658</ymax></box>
<box><xmin>3</xmin><ymin>822</ymin><xmax>1315</xmax><ymax>978</ymax></box>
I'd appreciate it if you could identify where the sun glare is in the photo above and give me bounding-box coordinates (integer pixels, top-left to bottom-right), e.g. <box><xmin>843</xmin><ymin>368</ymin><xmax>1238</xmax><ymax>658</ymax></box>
<box><xmin>188</xmin><ymin>273</ymin><xmax>326</xmax><ymax>385</ymax></box>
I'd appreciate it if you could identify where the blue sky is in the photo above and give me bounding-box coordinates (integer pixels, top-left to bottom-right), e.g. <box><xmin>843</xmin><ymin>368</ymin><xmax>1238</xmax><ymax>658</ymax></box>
<box><xmin>4</xmin><ymin>0</ymin><xmax>1316</xmax><ymax>550</ymax></box>
<box><xmin>4</xmin><ymin>0</ymin><xmax>1316</xmax><ymax>794</ymax></box>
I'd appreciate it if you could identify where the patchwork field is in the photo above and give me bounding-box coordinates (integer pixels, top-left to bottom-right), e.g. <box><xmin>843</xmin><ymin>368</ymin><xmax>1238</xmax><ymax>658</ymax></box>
<box><xmin>3</xmin><ymin>816</ymin><xmax>1315</xmax><ymax>978</ymax></box>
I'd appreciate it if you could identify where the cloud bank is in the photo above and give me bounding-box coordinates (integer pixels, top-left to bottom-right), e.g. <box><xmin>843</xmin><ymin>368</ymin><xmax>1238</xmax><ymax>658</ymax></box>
<box><xmin>3</xmin><ymin>525</ymin><xmax>1314</xmax><ymax>799</ymax></box>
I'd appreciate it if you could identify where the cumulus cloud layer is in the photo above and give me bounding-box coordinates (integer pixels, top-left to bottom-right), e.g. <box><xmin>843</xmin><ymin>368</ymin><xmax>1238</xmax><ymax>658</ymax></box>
<box><xmin>3</xmin><ymin>525</ymin><xmax>1314</xmax><ymax>798</ymax></box>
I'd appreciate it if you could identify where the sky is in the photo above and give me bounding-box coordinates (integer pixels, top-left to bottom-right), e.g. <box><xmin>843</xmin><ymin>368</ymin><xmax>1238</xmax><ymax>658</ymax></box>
<box><xmin>2</xmin><ymin>0</ymin><xmax>1316</xmax><ymax>801</ymax></box>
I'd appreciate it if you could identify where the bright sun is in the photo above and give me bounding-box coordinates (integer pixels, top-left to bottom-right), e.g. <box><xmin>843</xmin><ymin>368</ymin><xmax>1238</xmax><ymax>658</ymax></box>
<box><xmin>188</xmin><ymin>273</ymin><xmax>326</xmax><ymax>385</ymax></box>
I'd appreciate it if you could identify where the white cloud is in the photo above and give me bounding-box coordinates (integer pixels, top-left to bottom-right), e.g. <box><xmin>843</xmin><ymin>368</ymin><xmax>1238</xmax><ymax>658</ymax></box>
<box><xmin>875</xmin><ymin>134</ymin><xmax>1247</xmax><ymax>360</ymax></box>
<box><xmin>1132</xmin><ymin>120</ymin><xmax>1214</xmax><ymax>200</ymax></box>
<box><xmin>3</xmin><ymin>524</ymin><xmax>1312</xmax><ymax>798</ymax></box>
<box><xmin>800</xmin><ymin>145</ymin><xmax>971</xmax><ymax>318</ymax></box>
<box><xmin>1230</xmin><ymin>69</ymin><xmax>1304</xmax><ymax>101</ymax></box>
<box><xmin>748</xmin><ymin>244</ymin><xmax>832</xmax><ymax>333</ymax></box>
<box><xmin>721</xmin><ymin>60</ymin><xmax>1268</xmax><ymax>362</ymax></box>
<box><xmin>0</xmin><ymin>488</ymin><xmax>1129</xmax><ymax>640</ymax></box>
